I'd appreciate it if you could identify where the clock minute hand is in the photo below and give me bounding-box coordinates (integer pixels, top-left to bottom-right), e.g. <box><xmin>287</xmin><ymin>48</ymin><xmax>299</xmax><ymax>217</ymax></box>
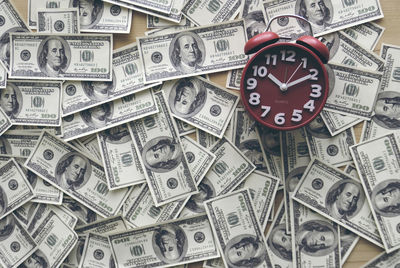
<box><xmin>267</xmin><ymin>73</ymin><xmax>284</xmax><ymax>88</ymax></box>
<box><xmin>286</xmin><ymin>74</ymin><xmax>312</xmax><ymax>89</ymax></box>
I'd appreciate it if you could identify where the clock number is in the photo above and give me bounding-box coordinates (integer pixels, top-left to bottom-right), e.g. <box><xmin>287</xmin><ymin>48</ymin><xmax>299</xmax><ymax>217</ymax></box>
<box><xmin>246</xmin><ymin>78</ymin><xmax>257</xmax><ymax>90</ymax></box>
<box><xmin>301</xmin><ymin>57</ymin><xmax>308</xmax><ymax>68</ymax></box>
<box><xmin>310</xmin><ymin>84</ymin><xmax>322</xmax><ymax>98</ymax></box>
<box><xmin>265</xmin><ymin>54</ymin><xmax>277</xmax><ymax>65</ymax></box>
<box><xmin>261</xmin><ymin>105</ymin><xmax>271</xmax><ymax>117</ymax></box>
<box><xmin>310</xmin><ymin>69</ymin><xmax>319</xmax><ymax>80</ymax></box>
<box><xmin>249</xmin><ymin>92</ymin><xmax>260</xmax><ymax>105</ymax></box>
<box><xmin>274</xmin><ymin>113</ymin><xmax>285</xmax><ymax>125</ymax></box>
<box><xmin>280</xmin><ymin>50</ymin><xmax>296</xmax><ymax>62</ymax></box>
<box><xmin>252</xmin><ymin>65</ymin><xmax>268</xmax><ymax>77</ymax></box>
<box><xmin>291</xmin><ymin>109</ymin><xmax>303</xmax><ymax>122</ymax></box>
<box><xmin>303</xmin><ymin>99</ymin><xmax>315</xmax><ymax>112</ymax></box>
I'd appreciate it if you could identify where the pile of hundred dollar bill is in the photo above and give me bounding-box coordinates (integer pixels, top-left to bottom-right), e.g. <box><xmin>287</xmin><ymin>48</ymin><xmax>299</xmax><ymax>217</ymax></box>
<box><xmin>0</xmin><ymin>0</ymin><xmax>399</xmax><ymax>267</ymax></box>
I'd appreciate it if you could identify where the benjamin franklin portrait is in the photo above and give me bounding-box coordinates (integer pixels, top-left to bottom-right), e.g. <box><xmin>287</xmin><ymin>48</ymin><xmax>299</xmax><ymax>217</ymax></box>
<box><xmin>38</xmin><ymin>37</ymin><xmax>71</xmax><ymax>77</ymax></box>
<box><xmin>55</xmin><ymin>152</ymin><xmax>91</xmax><ymax>191</ymax></box>
<box><xmin>0</xmin><ymin>83</ymin><xmax>22</xmax><ymax>118</ymax></box>
<box><xmin>371</xmin><ymin>179</ymin><xmax>400</xmax><ymax>217</ymax></box>
<box><xmin>152</xmin><ymin>225</ymin><xmax>188</xmax><ymax>263</ymax></box>
<box><xmin>72</xmin><ymin>0</ymin><xmax>104</xmax><ymax>28</ymax></box>
<box><xmin>224</xmin><ymin>234</ymin><xmax>267</xmax><ymax>267</ymax></box>
<box><xmin>295</xmin><ymin>0</ymin><xmax>333</xmax><ymax>34</ymax></box>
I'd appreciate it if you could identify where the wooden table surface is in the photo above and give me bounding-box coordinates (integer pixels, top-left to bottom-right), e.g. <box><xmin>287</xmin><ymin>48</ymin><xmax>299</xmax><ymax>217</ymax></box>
<box><xmin>11</xmin><ymin>0</ymin><xmax>399</xmax><ymax>267</ymax></box>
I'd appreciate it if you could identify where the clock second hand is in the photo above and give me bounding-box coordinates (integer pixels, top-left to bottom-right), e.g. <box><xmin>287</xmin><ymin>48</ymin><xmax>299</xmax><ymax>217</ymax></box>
<box><xmin>285</xmin><ymin>61</ymin><xmax>303</xmax><ymax>85</ymax></box>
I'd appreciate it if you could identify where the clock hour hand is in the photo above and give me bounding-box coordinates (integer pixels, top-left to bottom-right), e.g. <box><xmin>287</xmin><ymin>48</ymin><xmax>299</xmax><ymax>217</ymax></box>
<box><xmin>267</xmin><ymin>73</ymin><xmax>284</xmax><ymax>88</ymax></box>
<box><xmin>286</xmin><ymin>74</ymin><xmax>312</xmax><ymax>89</ymax></box>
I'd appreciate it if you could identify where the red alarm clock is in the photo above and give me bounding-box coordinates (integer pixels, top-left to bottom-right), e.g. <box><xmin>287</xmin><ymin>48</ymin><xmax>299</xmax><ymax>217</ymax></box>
<box><xmin>240</xmin><ymin>15</ymin><xmax>329</xmax><ymax>131</ymax></box>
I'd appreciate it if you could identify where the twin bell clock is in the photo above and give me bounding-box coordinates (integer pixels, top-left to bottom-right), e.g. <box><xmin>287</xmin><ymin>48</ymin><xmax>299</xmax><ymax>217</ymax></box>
<box><xmin>240</xmin><ymin>15</ymin><xmax>330</xmax><ymax>131</ymax></box>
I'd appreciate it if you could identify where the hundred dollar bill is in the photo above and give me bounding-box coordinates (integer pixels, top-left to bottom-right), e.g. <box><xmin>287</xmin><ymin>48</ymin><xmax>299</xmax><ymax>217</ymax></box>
<box><xmin>79</xmin><ymin>233</ymin><xmax>115</xmax><ymax>268</ymax></box>
<box><xmin>233</xmin><ymin>108</ymin><xmax>270</xmax><ymax>173</ymax></box>
<box><xmin>145</xmin><ymin>25</ymin><xmax>194</xmax><ymax>36</ymax></box>
<box><xmin>342</xmin><ymin>22</ymin><xmax>385</xmax><ymax>51</ymax></box>
<box><xmin>205</xmin><ymin>189</ymin><xmax>273</xmax><ymax>268</ymax></box>
<box><xmin>281</xmin><ymin>128</ymin><xmax>310</xmax><ymax>233</ymax></box>
<box><xmin>0</xmin><ymin>108</ymin><xmax>12</xmax><ymax>136</ymax></box>
<box><xmin>181</xmin><ymin>136</ymin><xmax>216</xmax><ymax>184</ymax></box>
<box><xmin>0</xmin><ymin>214</ymin><xmax>38</xmax><ymax>268</ymax></box>
<box><xmin>320</xmin><ymin>110</ymin><xmax>363</xmax><ymax>137</ymax></box>
<box><xmin>181</xmin><ymin>0</ymin><xmax>241</xmax><ymax>26</ymax></box>
<box><xmin>75</xmin><ymin>215</ymin><xmax>128</xmax><ymax>235</ymax></box>
<box><xmin>0</xmin><ymin>0</ymin><xmax>30</xmax><ymax>71</ymax></box>
<box><xmin>203</xmin><ymin>258</ymin><xmax>224</xmax><ymax>268</ymax></box>
<box><xmin>176</xmin><ymin>119</ymin><xmax>196</xmax><ymax>136</ymax></box>
<box><xmin>12</xmin><ymin>202</ymin><xmax>38</xmax><ymax>228</ymax></box>
<box><xmin>265</xmin><ymin>202</ymin><xmax>292</xmax><ymax>268</ymax></box>
<box><xmin>62</xmin><ymin>89</ymin><xmax>159</xmax><ymax>141</ymax></box>
<box><xmin>235</xmin><ymin>171</ymin><xmax>280</xmax><ymax>230</ymax></box>
<box><xmin>128</xmin><ymin>90</ymin><xmax>197</xmax><ymax>206</ymax></box>
<box><xmin>0</xmin><ymin>130</ymin><xmax>41</xmax><ymax>157</ymax></box>
<box><xmin>37</xmin><ymin>8</ymin><xmax>80</xmax><ymax>33</ymax></box>
<box><xmin>339</xmin><ymin>227</ymin><xmax>359</xmax><ymax>265</ymax></box>
<box><xmin>241</xmin><ymin>0</ymin><xmax>267</xmax><ymax>40</ymax></box>
<box><xmin>197</xmin><ymin>128</ymin><xmax>220</xmax><ymax>149</ymax></box>
<box><xmin>319</xmin><ymin>31</ymin><xmax>384</xmax><ymax>71</ymax></box>
<box><xmin>24</xmin><ymin>131</ymin><xmax>131</xmax><ymax>218</ymax></box>
<box><xmin>79</xmin><ymin>135</ymin><xmax>102</xmax><ymax>161</ymax></box>
<box><xmin>0</xmin><ymin>159</ymin><xmax>35</xmax><ymax>220</ymax></box>
<box><xmin>305</xmin><ymin>115</ymin><xmax>355</xmax><ymax>167</ymax></box>
<box><xmin>0</xmin><ymin>64</ymin><xmax>6</xmax><ymax>88</ymax></box>
<box><xmin>258</xmin><ymin>125</ymin><xmax>282</xmax><ymax>179</ymax></box>
<box><xmin>181</xmin><ymin>137</ymin><xmax>255</xmax><ymax>217</ymax></box>
<box><xmin>118</xmin><ymin>0</ymin><xmax>174</xmax><ymax>14</ymax></box>
<box><xmin>162</xmin><ymin>76</ymin><xmax>239</xmax><ymax>138</ymax></box>
<box><xmin>350</xmin><ymin>133</ymin><xmax>400</xmax><ymax>252</ymax></box>
<box><xmin>109</xmin><ymin>214</ymin><xmax>219</xmax><ymax>267</ymax></box>
<box><xmin>1</xmin><ymin>80</ymin><xmax>62</xmax><ymax>126</ymax></box>
<box><xmin>62</xmin><ymin>43</ymin><xmax>159</xmax><ymax>117</ymax></box>
<box><xmin>97</xmin><ymin>124</ymin><xmax>146</xmax><ymax>190</ymax></box>
<box><xmin>263</xmin><ymin>0</ymin><xmax>383</xmax><ymax>37</ymax></box>
<box><xmin>62</xmin><ymin>196</ymin><xmax>104</xmax><ymax>226</ymax></box>
<box><xmin>138</xmin><ymin>20</ymin><xmax>248</xmax><ymax>83</ymax></box>
<box><xmin>63</xmin><ymin>235</ymin><xmax>86</xmax><ymax>267</ymax></box>
<box><xmin>123</xmin><ymin>184</ymin><xmax>187</xmax><ymax>228</ymax></box>
<box><xmin>361</xmin><ymin>248</ymin><xmax>400</xmax><ymax>268</ymax></box>
<box><xmin>9</xmin><ymin>33</ymin><xmax>113</xmax><ymax>81</ymax></box>
<box><xmin>323</xmin><ymin>64</ymin><xmax>382</xmax><ymax>120</ymax></box>
<box><xmin>147</xmin><ymin>15</ymin><xmax>190</xmax><ymax>28</ymax></box>
<box><xmin>25</xmin><ymin>211</ymin><xmax>78</xmax><ymax>268</ymax></box>
<box><xmin>292</xmin><ymin>158</ymin><xmax>384</xmax><ymax>248</ymax></box>
<box><xmin>291</xmin><ymin>201</ymin><xmax>341</xmax><ymax>268</ymax></box>
<box><xmin>28</xmin><ymin>0</ymin><xmax>132</xmax><ymax>33</ymax></box>
<box><xmin>226</xmin><ymin>69</ymin><xmax>242</xmax><ymax>90</ymax></box>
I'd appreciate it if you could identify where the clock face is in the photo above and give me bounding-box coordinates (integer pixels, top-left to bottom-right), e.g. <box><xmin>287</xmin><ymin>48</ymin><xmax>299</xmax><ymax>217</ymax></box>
<box><xmin>241</xmin><ymin>42</ymin><xmax>329</xmax><ymax>130</ymax></box>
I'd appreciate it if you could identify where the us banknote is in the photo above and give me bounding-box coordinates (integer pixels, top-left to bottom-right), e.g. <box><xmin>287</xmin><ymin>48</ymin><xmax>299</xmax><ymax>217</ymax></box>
<box><xmin>226</xmin><ymin>69</ymin><xmax>242</xmax><ymax>90</ymax></box>
<box><xmin>62</xmin><ymin>43</ymin><xmax>159</xmax><ymax>116</ymax></box>
<box><xmin>79</xmin><ymin>134</ymin><xmax>102</xmax><ymax>161</ymax></box>
<box><xmin>181</xmin><ymin>0</ymin><xmax>241</xmax><ymax>26</ymax></box>
<box><xmin>128</xmin><ymin>90</ymin><xmax>197</xmax><ymax>206</ymax></box>
<box><xmin>258</xmin><ymin>125</ymin><xmax>282</xmax><ymax>179</ymax></box>
<box><xmin>24</xmin><ymin>131</ymin><xmax>131</xmax><ymax>218</ymax></box>
<box><xmin>75</xmin><ymin>215</ymin><xmax>128</xmax><ymax>235</ymax></box>
<box><xmin>108</xmin><ymin>214</ymin><xmax>219</xmax><ymax>267</ymax></box>
<box><xmin>161</xmin><ymin>76</ymin><xmax>239</xmax><ymax>138</ymax></box>
<box><xmin>361</xmin><ymin>248</ymin><xmax>400</xmax><ymax>268</ymax></box>
<box><xmin>62</xmin><ymin>196</ymin><xmax>103</xmax><ymax>226</ymax></box>
<box><xmin>320</xmin><ymin>110</ymin><xmax>363</xmax><ymax>137</ymax></box>
<box><xmin>196</xmin><ymin>128</ymin><xmax>220</xmax><ymax>149</ymax></box>
<box><xmin>29</xmin><ymin>0</ymin><xmax>132</xmax><ymax>33</ymax></box>
<box><xmin>0</xmin><ymin>130</ymin><xmax>41</xmax><ymax>157</ymax></box>
<box><xmin>37</xmin><ymin>8</ymin><xmax>80</xmax><ymax>33</ymax></box>
<box><xmin>62</xmin><ymin>89</ymin><xmax>158</xmax><ymax>141</ymax></box>
<box><xmin>12</xmin><ymin>202</ymin><xmax>38</xmax><ymax>228</ymax></box>
<box><xmin>0</xmin><ymin>214</ymin><xmax>37</xmax><ymax>268</ymax></box>
<box><xmin>350</xmin><ymin>132</ymin><xmax>400</xmax><ymax>253</ymax></box>
<box><xmin>205</xmin><ymin>189</ymin><xmax>273</xmax><ymax>268</ymax></box>
<box><xmin>292</xmin><ymin>158</ymin><xmax>384</xmax><ymax>248</ymax></box>
<box><xmin>97</xmin><ymin>124</ymin><xmax>146</xmax><ymax>190</ymax></box>
<box><xmin>263</xmin><ymin>0</ymin><xmax>383</xmax><ymax>37</ymax></box>
<box><xmin>291</xmin><ymin>201</ymin><xmax>341</xmax><ymax>267</ymax></box>
<box><xmin>79</xmin><ymin>233</ymin><xmax>115</xmax><ymax>268</ymax></box>
<box><xmin>63</xmin><ymin>235</ymin><xmax>86</xmax><ymax>267</ymax></box>
<box><xmin>203</xmin><ymin>258</ymin><xmax>224</xmax><ymax>268</ymax></box>
<box><xmin>339</xmin><ymin>227</ymin><xmax>359</xmax><ymax>265</ymax></box>
<box><xmin>137</xmin><ymin>20</ymin><xmax>248</xmax><ymax>83</ymax></box>
<box><xmin>342</xmin><ymin>22</ymin><xmax>385</xmax><ymax>51</ymax></box>
<box><xmin>0</xmin><ymin>108</ymin><xmax>12</xmax><ymax>136</ymax></box>
<box><xmin>147</xmin><ymin>15</ymin><xmax>190</xmax><ymax>28</ymax></box>
<box><xmin>0</xmin><ymin>65</ymin><xmax>6</xmax><ymax>88</ymax></box>
<box><xmin>10</xmin><ymin>33</ymin><xmax>113</xmax><ymax>81</ymax></box>
<box><xmin>280</xmin><ymin>128</ymin><xmax>310</xmax><ymax>233</ymax></box>
<box><xmin>118</xmin><ymin>0</ymin><xmax>174</xmax><ymax>14</ymax></box>
<box><xmin>176</xmin><ymin>119</ymin><xmax>196</xmax><ymax>136</ymax></box>
<box><xmin>240</xmin><ymin>0</ymin><xmax>267</xmax><ymax>40</ymax></box>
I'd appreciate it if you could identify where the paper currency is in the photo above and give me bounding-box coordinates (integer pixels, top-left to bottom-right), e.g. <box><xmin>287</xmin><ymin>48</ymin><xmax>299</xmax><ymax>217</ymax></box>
<box><xmin>0</xmin><ymin>130</ymin><xmax>41</xmax><ymax>157</ymax></box>
<box><xmin>162</xmin><ymin>76</ymin><xmax>239</xmax><ymax>138</ymax></box>
<box><xmin>226</xmin><ymin>69</ymin><xmax>242</xmax><ymax>90</ymax></box>
<box><xmin>320</xmin><ymin>110</ymin><xmax>363</xmax><ymax>137</ymax></box>
<box><xmin>79</xmin><ymin>233</ymin><xmax>115</xmax><ymax>268</ymax></box>
<box><xmin>137</xmin><ymin>20</ymin><xmax>248</xmax><ymax>83</ymax></box>
<box><xmin>196</xmin><ymin>128</ymin><xmax>220</xmax><ymax>149</ymax></box>
<box><xmin>62</xmin><ymin>43</ymin><xmax>159</xmax><ymax>116</ymax></box>
<box><xmin>79</xmin><ymin>135</ymin><xmax>102</xmax><ymax>161</ymax></box>
<box><xmin>342</xmin><ymin>22</ymin><xmax>385</xmax><ymax>51</ymax></box>
<box><xmin>0</xmin><ymin>0</ymin><xmax>30</xmax><ymax>71</ymax></box>
<box><xmin>291</xmin><ymin>201</ymin><xmax>341</xmax><ymax>267</ymax></box>
<box><xmin>263</xmin><ymin>0</ymin><xmax>383</xmax><ymax>37</ymax></box>
<box><xmin>108</xmin><ymin>214</ymin><xmax>219</xmax><ymax>267</ymax></box>
<box><xmin>181</xmin><ymin>0</ymin><xmax>241</xmax><ymax>26</ymax></box>
<box><xmin>0</xmin><ymin>214</ymin><xmax>37</xmax><ymax>268</ymax></box>
<box><xmin>97</xmin><ymin>124</ymin><xmax>146</xmax><ymax>190</ymax></box>
<box><xmin>305</xmin><ymin>115</ymin><xmax>355</xmax><ymax>167</ymax></box>
<box><xmin>0</xmin><ymin>108</ymin><xmax>12</xmax><ymax>136</ymax></box>
<box><xmin>0</xmin><ymin>159</ymin><xmax>34</xmax><ymax>220</ymax></box>
<box><xmin>339</xmin><ymin>227</ymin><xmax>359</xmax><ymax>265</ymax></box>
<box><xmin>62</xmin><ymin>89</ymin><xmax>159</xmax><ymax>141</ymax></box>
<box><xmin>24</xmin><ymin>131</ymin><xmax>131</xmax><ymax>218</ymax></box>
<box><xmin>37</xmin><ymin>8</ymin><xmax>80</xmax><ymax>33</ymax></box>
<box><xmin>203</xmin><ymin>258</ymin><xmax>224</xmax><ymax>268</ymax></box>
<box><xmin>0</xmin><ymin>65</ymin><xmax>6</xmax><ymax>88</ymax></box>
<box><xmin>118</xmin><ymin>0</ymin><xmax>174</xmax><ymax>14</ymax></box>
<box><xmin>12</xmin><ymin>202</ymin><xmax>38</xmax><ymax>228</ymax></box>
<box><xmin>147</xmin><ymin>15</ymin><xmax>190</xmax><ymax>28</ymax></box>
<box><xmin>233</xmin><ymin>108</ymin><xmax>270</xmax><ymax>173</ymax></box>
<box><xmin>350</xmin><ymin>133</ymin><xmax>400</xmax><ymax>252</ymax></box>
<box><xmin>241</xmin><ymin>0</ymin><xmax>266</xmax><ymax>40</ymax></box>
<box><xmin>75</xmin><ymin>215</ymin><xmax>128</xmax><ymax>235</ymax></box>
<box><xmin>29</xmin><ymin>0</ymin><xmax>132</xmax><ymax>33</ymax></box>
<box><xmin>258</xmin><ymin>126</ymin><xmax>282</xmax><ymax>179</ymax></box>
<box><xmin>205</xmin><ymin>189</ymin><xmax>273</xmax><ymax>268</ymax></box>
<box><xmin>281</xmin><ymin>128</ymin><xmax>310</xmax><ymax>233</ymax></box>
<box><xmin>175</xmin><ymin>119</ymin><xmax>196</xmax><ymax>136</ymax></box>
<box><xmin>63</xmin><ymin>235</ymin><xmax>86</xmax><ymax>267</ymax></box>
<box><xmin>323</xmin><ymin>64</ymin><xmax>382</xmax><ymax>120</ymax></box>
<box><xmin>128</xmin><ymin>90</ymin><xmax>197</xmax><ymax>206</ymax></box>
<box><xmin>10</xmin><ymin>33</ymin><xmax>113</xmax><ymax>81</ymax></box>
<box><xmin>62</xmin><ymin>197</ymin><xmax>103</xmax><ymax>226</ymax></box>
<box><xmin>123</xmin><ymin>184</ymin><xmax>187</xmax><ymax>227</ymax></box>
<box><xmin>361</xmin><ymin>248</ymin><xmax>400</xmax><ymax>268</ymax></box>
<box><xmin>292</xmin><ymin>158</ymin><xmax>384</xmax><ymax>248</ymax></box>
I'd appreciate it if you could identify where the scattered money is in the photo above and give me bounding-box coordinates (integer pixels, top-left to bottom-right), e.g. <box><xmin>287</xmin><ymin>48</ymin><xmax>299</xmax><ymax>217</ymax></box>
<box><xmin>75</xmin><ymin>215</ymin><xmax>128</xmax><ymax>235</ymax></box>
<box><xmin>37</xmin><ymin>8</ymin><xmax>80</xmax><ymax>33</ymax></box>
<box><xmin>79</xmin><ymin>233</ymin><xmax>115</xmax><ymax>268</ymax></box>
<box><xmin>175</xmin><ymin>119</ymin><xmax>197</xmax><ymax>136</ymax></box>
<box><xmin>62</xmin><ymin>196</ymin><xmax>104</xmax><ymax>226</ymax></box>
<box><xmin>320</xmin><ymin>110</ymin><xmax>363</xmax><ymax>137</ymax></box>
<box><xmin>226</xmin><ymin>69</ymin><xmax>242</xmax><ymax>90</ymax></box>
<box><xmin>0</xmin><ymin>108</ymin><xmax>12</xmax><ymax>136</ymax></box>
<box><xmin>342</xmin><ymin>22</ymin><xmax>385</xmax><ymax>51</ymax></box>
<box><xmin>147</xmin><ymin>15</ymin><xmax>190</xmax><ymax>28</ymax></box>
<box><xmin>240</xmin><ymin>0</ymin><xmax>267</xmax><ymax>40</ymax></box>
<box><xmin>258</xmin><ymin>126</ymin><xmax>282</xmax><ymax>179</ymax></box>
<box><xmin>340</xmin><ymin>227</ymin><xmax>360</xmax><ymax>265</ymax></box>
<box><xmin>63</xmin><ymin>235</ymin><xmax>86</xmax><ymax>267</ymax></box>
<box><xmin>196</xmin><ymin>128</ymin><xmax>220</xmax><ymax>149</ymax></box>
